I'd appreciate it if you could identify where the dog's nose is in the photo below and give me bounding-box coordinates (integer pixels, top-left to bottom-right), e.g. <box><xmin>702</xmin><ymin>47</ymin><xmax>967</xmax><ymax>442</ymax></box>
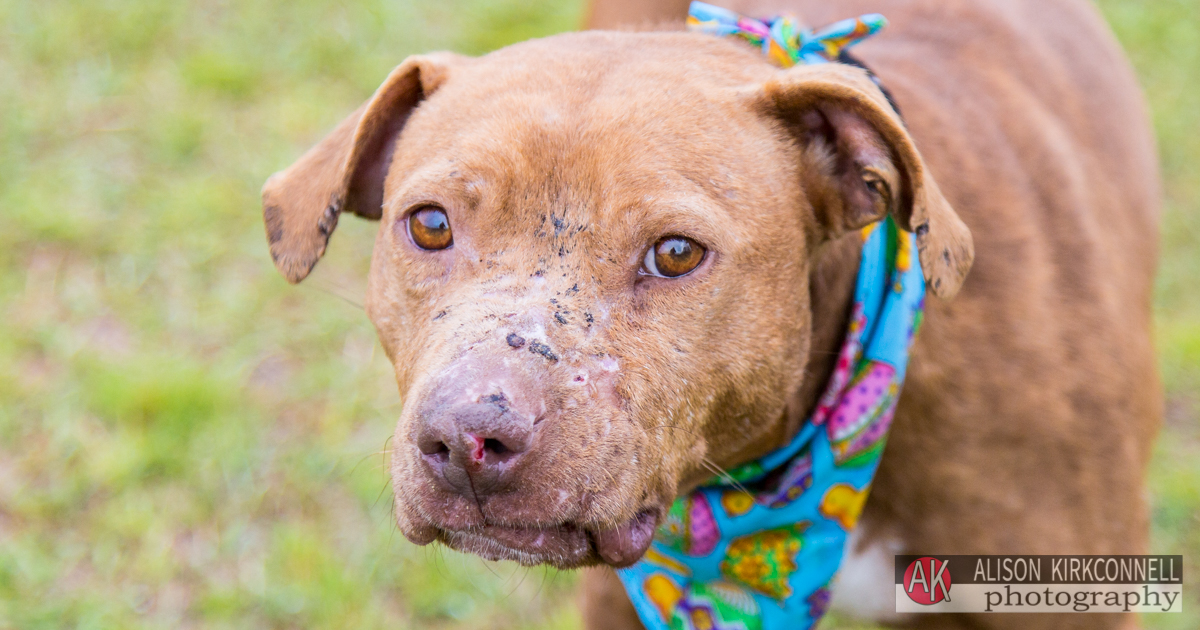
<box><xmin>416</xmin><ymin>396</ymin><xmax>534</xmax><ymax>495</ymax></box>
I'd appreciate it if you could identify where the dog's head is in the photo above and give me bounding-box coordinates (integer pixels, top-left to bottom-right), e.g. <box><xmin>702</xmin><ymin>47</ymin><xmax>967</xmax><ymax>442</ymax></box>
<box><xmin>261</xmin><ymin>32</ymin><xmax>971</xmax><ymax>568</ymax></box>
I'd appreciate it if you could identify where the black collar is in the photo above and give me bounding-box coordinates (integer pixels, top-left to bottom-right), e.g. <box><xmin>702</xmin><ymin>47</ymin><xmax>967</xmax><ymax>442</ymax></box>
<box><xmin>837</xmin><ymin>51</ymin><xmax>904</xmax><ymax>119</ymax></box>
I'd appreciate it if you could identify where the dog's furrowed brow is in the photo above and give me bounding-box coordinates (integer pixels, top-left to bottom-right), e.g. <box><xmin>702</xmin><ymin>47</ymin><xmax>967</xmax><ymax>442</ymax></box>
<box><xmin>385</xmin><ymin>165</ymin><xmax>485</xmax><ymax>215</ymax></box>
<box><xmin>610</xmin><ymin>196</ymin><xmax>738</xmax><ymax>249</ymax></box>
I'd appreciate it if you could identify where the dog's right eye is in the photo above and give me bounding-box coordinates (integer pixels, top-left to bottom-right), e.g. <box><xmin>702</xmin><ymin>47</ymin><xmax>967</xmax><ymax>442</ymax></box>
<box><xmin>641</xmin><ymin>236</ymin><xmax>706</xmax><ymax>278</ymax></box>
<box><xmin>408</xmin><ymin>206</ymin><xmax>453</xmax><ymax>250</ymax></box>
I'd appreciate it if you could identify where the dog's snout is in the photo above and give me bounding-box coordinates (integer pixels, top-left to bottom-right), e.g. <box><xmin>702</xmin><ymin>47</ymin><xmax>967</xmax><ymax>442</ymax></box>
<box><xmin>417</xmin><ymin>397</ymin><xmax>535</xmax><ymax>495</ymax></box>
<box><xmin>417</xmin><ymin>401</ymin><xmax>531</xmax><ymax>462</ymax></box>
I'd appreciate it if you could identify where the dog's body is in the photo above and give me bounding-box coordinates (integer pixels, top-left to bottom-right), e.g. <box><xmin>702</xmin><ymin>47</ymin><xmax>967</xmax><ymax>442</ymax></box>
<box><xmin>261</xmin><ymin>0</ymin><xmax>1160</xmax><ymax>628</ymax></box>
<box><xmin>582</xmin><ymin>1</ymin><xmax>1162</xmax><ymax>628</ymax></box>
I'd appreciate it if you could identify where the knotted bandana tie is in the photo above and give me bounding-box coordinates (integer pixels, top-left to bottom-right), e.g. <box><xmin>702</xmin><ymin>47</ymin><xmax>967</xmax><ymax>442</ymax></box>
<box><xmin>686</xmin><ymin>0</ymin><xmax>886</xmax><ymax>67</ymax></box>
<box><xmin>617</xmin><ymin>10</ymin><xmax>919</xmax><ymax>626</ymax></box>
<box><xmin>687</xmin><ymin>1</ymin><xmax>903</xmax><ymax>114</ymax></box>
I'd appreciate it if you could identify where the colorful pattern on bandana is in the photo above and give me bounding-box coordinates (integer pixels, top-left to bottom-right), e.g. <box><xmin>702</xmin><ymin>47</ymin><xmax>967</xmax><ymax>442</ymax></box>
<box><xmin>686</xmin><ymin>1</ymin><xmax>886</xmax><ymax>67</ymax></box>
<box><xmin>619</xmin><ymin>213</ymin><xmax>924</xmax><ymax>629</ymax></box>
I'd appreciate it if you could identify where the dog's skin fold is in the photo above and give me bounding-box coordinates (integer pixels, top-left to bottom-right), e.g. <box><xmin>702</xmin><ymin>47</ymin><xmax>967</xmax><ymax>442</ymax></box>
<box><xmin>260</xmin><ymin>0</ymin><xmax>1160</xmax><ymax>628</ymax></box>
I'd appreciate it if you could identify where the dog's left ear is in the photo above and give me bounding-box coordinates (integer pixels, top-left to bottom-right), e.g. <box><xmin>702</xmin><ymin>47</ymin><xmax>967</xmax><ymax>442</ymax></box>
<box><xmin>261</xmin><ymin>53</ymin><xmax>464</xmax><ymax>283</ymax></box>
<box><xmin>760</xmin><ymin>63</ymin><xmax>974</xmax><ymax>299</ymax></box>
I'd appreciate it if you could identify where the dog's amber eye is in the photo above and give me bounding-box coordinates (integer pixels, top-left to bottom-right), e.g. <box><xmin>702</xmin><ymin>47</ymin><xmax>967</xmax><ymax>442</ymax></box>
<box><xmin>408</xmin><ymin>206</ymin><xmax>453</xmax><ymax>250</ymax></box>
<box><xmin>642</xmin><ymin>236</ymin><xmax>705</xmax><ymax>278</ymax></box>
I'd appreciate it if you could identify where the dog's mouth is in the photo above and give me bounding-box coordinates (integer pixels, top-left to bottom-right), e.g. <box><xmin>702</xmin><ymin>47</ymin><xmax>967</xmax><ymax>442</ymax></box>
<box><xmin>436</xmin><ymin>508</ymin><xmax>661</xmax><ymax>569</ymax></box>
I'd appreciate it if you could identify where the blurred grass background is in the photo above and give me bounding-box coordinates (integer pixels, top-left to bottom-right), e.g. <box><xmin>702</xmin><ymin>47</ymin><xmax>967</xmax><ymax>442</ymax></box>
<box><xmin>0</xmin><ymin>0</ymin><xmax>1195</xmax><ymax>628</ymax></box>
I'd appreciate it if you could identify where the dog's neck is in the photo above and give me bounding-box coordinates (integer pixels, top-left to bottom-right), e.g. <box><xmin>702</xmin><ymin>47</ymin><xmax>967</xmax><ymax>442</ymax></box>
<box><xmin>711</xmin><ymin>230</ymin><xmax>862</xmax><ymax>470</ymax></box>
<box><xmin>785</xmin><ymin>230</ymin><xmax>863</xmax><ymax>443</ymax></box>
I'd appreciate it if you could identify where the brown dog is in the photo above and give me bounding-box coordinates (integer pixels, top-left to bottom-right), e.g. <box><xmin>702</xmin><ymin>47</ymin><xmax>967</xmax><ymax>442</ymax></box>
<box><xmin>260</xmin><ymin>0</ymin><xmax>1160</xmax><ymax>627</ymax></box>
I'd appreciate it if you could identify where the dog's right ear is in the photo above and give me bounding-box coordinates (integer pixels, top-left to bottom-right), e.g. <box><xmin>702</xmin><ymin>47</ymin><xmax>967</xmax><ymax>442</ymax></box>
<box><xmin>262</xmin><ymin>53</ymin><xmax>463</xmax><ymax>283</ymax></box>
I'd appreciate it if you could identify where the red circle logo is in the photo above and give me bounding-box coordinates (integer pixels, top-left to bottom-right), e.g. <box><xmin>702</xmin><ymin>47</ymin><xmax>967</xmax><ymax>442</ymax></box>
<box><xmin>903</xmin><ymin>557</ymin><xmax>953</xmax><ymax>605</ymax></box>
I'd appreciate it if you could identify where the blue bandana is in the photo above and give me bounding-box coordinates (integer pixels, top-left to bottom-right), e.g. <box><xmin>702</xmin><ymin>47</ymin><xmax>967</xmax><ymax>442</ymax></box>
<box><xmin>618</xmin><ymin>218</ymin><xmax>924</xmax><ymax>629</ymax></box>
<box><xmin>617</xmin><ymin>11</ymin><xmax>919</xmax><ymax>624</ymax></box>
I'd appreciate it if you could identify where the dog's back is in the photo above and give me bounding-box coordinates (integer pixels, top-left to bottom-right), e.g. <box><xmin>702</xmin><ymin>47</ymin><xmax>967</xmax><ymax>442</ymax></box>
<box><xmin>588</xmin><ymin>1</ymin><xmax>1161</xmax><ymax>627</ymax></box>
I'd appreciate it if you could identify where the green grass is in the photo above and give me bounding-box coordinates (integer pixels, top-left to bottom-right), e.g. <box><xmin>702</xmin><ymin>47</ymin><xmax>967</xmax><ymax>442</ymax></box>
<box><xmin>1098</xmin><ymin>1</ymin><xmax>1200</xmax><ymax>627</ymax></box>
<box><xmin>0</xmin><ymin>0</ymin><xmax>1195</xmax><ymax>628</ymax></box>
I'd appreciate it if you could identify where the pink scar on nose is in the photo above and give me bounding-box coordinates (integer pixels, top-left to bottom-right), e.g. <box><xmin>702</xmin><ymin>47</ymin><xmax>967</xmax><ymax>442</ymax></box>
<box><xmin>466</xmin><ymin>434</ymin><xmax>486</xmax><ymax>462</ymax></box>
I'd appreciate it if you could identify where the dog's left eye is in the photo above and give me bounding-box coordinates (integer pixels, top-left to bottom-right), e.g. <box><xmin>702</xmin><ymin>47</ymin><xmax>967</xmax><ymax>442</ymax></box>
<box><xmin>641</xmin><ymin>236</ymin><xmax>706</xmax><ymax>278</ymax></box>
<box><xmin>408</xmin><ymin>206</ymin><xmax>453</xmax><ymax>250</ymax></box>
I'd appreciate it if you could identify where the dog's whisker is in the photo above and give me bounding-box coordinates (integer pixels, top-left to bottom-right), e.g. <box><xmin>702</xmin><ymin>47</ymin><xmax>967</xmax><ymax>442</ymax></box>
<box><xmin>371</xmin><ymin>435</ymin><xmax>395</xmax><ymax>460</ymax></box>
<box><xmin>462</xmin><ymin>468</ymin><xmax>489</xmax><ymax>526</ymax></box>
<box><xmin>372</xmin><ymin>476</ymin><xmax>393</xmax><ymax>510</ymax></box>
<box><xmin>700</xmin><ymin>457</ymin><xmax>754</xmax><ymax>498</ymax></box>
<box><xmin>345</xmin><ymin>450</ymin><xmax>379</xmax><ymax>478</ymax></box>
<box><xmin>304</xmin><ymin>278</ymin><xmax>365</xmax><ymax>311</ymax></box>
<box><xmin>532</xmin><ymin>564</ymin><xmax>551</xmax><ymax>602</ymax></box>
<box><xmin>431</xmin><ymin>545</ymin><xmax>449</xmax><ymax>583</ymax></box>
<box><xmin>476</xmin><ymin>554</ymin><xmax>502</xmax><ymax>580</ymax></box>
<box><xmin>597</xmin><ymin>463</ymin><xmax>618</xmax><ymax>488</ymax></box>
<box><xmin>646</xmin><ymin>424</ymin><xmax>754</xmax><ymax>496</ymax></box>
<box><xmin>504</xmin><ymin>564</ymin><xmax>532</xmax><ymax>600</ymax></box>
<box><xmin>372</xmin><ymin>435</ymin><xmax>396</xmax><ymax>509</ymax></box>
